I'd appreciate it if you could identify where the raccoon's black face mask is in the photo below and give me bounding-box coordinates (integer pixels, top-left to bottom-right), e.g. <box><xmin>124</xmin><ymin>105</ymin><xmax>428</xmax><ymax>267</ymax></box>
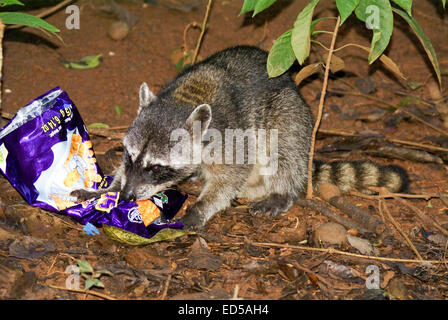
<box><xmin>118</xmin><ymin>82</ymin><xmax>212</xmax><ymax>202</ymax></box>
<box><xmin>118</xmin><ymin>149</ymin><xmax>179</xmax><ymax>201</ymax></box>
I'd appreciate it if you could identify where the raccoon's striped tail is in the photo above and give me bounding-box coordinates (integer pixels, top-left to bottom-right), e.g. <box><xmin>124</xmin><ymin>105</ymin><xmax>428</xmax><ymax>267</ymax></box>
<box><xmin>312</xmin><ymin>160</ymin><xmax>410</xmax><ymax>194</ymax></box>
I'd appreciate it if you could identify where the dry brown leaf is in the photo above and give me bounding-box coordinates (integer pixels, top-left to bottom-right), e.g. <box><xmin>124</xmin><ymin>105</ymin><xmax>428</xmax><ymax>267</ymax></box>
<box><xmin>381</xmin><ymin>270</ymin><xmax>395</xmax><ymax>289</ymax></box>
<box><xmin>354</xmin><ymin>44</ymin><xmax>406</xmax><ymax>80</ymax></box>
<box><xmin>295</xmin><ymin>63</ymin><xmax>323</xmax><ymax>86</ymax></box>
<box><xmin>323</xmin><ymin>53</ymin><xmax>345</xmax><ymax>73</ymax></box>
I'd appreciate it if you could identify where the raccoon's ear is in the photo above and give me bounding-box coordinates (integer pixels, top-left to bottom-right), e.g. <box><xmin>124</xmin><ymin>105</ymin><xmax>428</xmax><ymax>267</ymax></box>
<box><xmin>186</xmin><ymin>104</ymin><xmax>212</xmax><ymax>137</ymax></box>
<box><xmin>138</xmin><ymin>82</ymin><xmax>157</xmax><ymax>113</ymax></box>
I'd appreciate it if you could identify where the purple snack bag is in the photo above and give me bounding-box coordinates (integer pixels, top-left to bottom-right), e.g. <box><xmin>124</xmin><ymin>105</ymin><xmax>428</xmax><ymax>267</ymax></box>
<box><xmin>0</xmin><ymin>87</ymin><xmax>186</xmax><ymax>239</ymax></box>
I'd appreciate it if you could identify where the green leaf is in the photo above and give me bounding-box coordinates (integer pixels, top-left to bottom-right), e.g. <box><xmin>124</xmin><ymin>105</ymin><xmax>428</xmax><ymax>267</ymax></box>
<box><xmin>0</xmin><ymin>0</ymin><xmax>24</xmax><ymax>6</ymax></box>
<box><xmin>391</xmin><ymin>0</ymin><xmax>412</xmax><ymax>16</ymax></box>
<box><xmin>267</xmin><ymin>29</ymin><xmax>296</xmax><ymax>77</ymax></box>
<box><xmin>311</xmin><ymin>17</ymin><xmax>334</xmax><ymax>35</ymax></box>
<box><xmin>63</xmin><ymin>54</ymin><xmax>103</xmax><ymax>70</ymax></box>
<box><xmin>0</xmin><ymin>12</ymin><xmax>59</xmax><ymax>34</ymax></box>
<box><xmin>442</xmin><ymin>0</ymin><xmax>446</xmax><ymax>9</ymax></box>
<box><xmin>238</xmin><ymin>0</ymin><xmax>257</xmax><ymax>16</ymax></box>
<box><xmin>336</xmin><ymin>0</ymin><xmax>360</xmax><ymax>25</ymax></box>
<box><xmin>407</xmin><ymin>81</ymin><xmax>421</xmax><ymax>90</ymax></box>
<box><xmin>291</xmin><ymin>0</ymin><xmax>320</xmax><ymax>65</ymax></box>
<box><xmin>239</xmin><ymin>0</ymin><xmax>277</xmax><ymax>16</ymax></box>
<box><xmin>77</xmin><ymin>260</ymin><xmax>94</xmax><ymax>274</ymax></box>
<box><xmin>253</xmin><ymin>0</ymin><xmax>277</xmax><ymax>16</ymax></box>
<box><xmin>102</xmin><ymin>224</ymin><xmax>196</xmax><ymax>245</ymax></box>
<box><xmin>85</xmin><ymin>278</ymin><xmax>104</xmax><ymax>290</ymax></box>
<box><xmin>355</xmin><ymin>0</ymin><xmax>393</xmax><ymax>64</ymax></box>
<box><xmin>115</xmin><ymin>105</ymin><xmax>122</xmax><ymax>116</ymax></box>
<box><xmin>95</xmin><ymin>269</ymin><xmax>113</xmax><ymax>277</ymax></box>
<box><xmin>88</xmin><ymin>123</ymin><xmax>110</xmax><ymax>129</ymax></box>
<box><xmin>393</xmin><ymin>7</ymin><xmax>442</xmax><ymax>87</ymax></box>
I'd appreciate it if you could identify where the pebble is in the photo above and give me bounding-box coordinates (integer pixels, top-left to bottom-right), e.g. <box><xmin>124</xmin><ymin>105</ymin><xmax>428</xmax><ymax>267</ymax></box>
<box><xmin>313</xmin><ymin>222</ymin><xmax>347</xmax><ymax>246</ymax></box>
<box><xmin>108</xmin><ymin>21</ymin><xmax>130</xmax><ymax>41</ymax></box>
<box><xmin>267</xmin><ymin>225</ymin><xmax>307</xmax><ymax>244</ymax></box>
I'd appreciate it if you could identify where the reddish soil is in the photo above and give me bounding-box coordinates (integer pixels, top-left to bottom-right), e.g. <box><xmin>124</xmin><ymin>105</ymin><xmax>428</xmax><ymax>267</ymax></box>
<box><xmin>0</xmin><ymin>0</ymin><xmax>448</xmax><ymax>300</ymax></box>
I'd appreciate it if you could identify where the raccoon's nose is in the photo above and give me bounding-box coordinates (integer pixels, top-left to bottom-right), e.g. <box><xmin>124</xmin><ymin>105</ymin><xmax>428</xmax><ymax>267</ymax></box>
<box><xmin>120</xmin><ymin>190</ymin><xmax>135</xmax><ymax>202</ymax></box>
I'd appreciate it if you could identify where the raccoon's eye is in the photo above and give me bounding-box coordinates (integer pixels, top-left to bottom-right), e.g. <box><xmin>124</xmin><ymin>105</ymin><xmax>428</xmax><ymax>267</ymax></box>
<box><xmin>146</xmin><ymin>165</ymin><xmax>160</xmax><ymax>173</ymax></box>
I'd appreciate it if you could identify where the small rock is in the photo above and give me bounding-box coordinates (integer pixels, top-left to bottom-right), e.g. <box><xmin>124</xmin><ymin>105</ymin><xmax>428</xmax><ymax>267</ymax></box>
<box><xmin>108</xmin><ymin>21</ymin><xmax>130</xmax><ymax>41</ymax></box>
<box><xmin>267</xmin><ymin>225</ymin><xmax>307</xmax><ymax>244</ymax></box>
<box><xmin>313</xmin><ymin>222</ymin><xmax>347</xmax><ymax>246</ymax></box>
<box><xmin>387</xmin><ymin>277</ymin><xmax>408</xmax><ymax>300</ymax></box>
<box><xmin>347</xmin><ymin>235</ymin><xmax>379</xmax><ymax>256</ymax></box>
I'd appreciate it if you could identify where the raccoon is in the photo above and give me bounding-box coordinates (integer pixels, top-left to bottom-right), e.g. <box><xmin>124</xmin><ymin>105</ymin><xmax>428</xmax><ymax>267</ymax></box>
<box><xmin>71</xmin><ymin>46</ymin><xmax>409</xmax><ymax>228</ymax></box>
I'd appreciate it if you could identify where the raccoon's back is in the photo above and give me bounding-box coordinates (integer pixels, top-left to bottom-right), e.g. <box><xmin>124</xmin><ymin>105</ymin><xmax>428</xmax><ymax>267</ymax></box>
<box><xmin>312</xmin><ymin>160</ymin><xmax>409</xmax><ymax>194</ymax></box>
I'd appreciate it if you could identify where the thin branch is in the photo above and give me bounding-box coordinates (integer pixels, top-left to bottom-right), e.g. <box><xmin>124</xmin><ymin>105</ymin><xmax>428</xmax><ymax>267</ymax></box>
<box><xmin>47</xmin><ymin>284</ymin><xmax>117</xmax><ymax>300</ymax></box>
<box><xmin>192</xmin><ymin>0</ymin><xmax>213</xmax><ymax>64</ymax></box>
<box><xmin>381</xmin><ymin>200</ymin><xmax>423</xmax><ymax>260</ymax></box>
<box><xmin>349</xmin><ymin>190</ymin><xmax>443</xmax><ymax>201</ymax></box>
<box><xmin>213</xmin><ymin>241</ymin><xmax>448</xmax><ymax>264</ymax></box>
<box><xmin>307</xmin><ymin>15</ymin><xmax>341</xmax><ymax>199</ymax></box>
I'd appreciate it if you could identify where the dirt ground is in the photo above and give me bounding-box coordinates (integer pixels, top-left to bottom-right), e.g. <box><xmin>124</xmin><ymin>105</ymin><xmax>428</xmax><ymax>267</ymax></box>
<box><xmin>0</xmin><ymin>0</ymin><xmax>448</xmax><ymax>300</ymax></box>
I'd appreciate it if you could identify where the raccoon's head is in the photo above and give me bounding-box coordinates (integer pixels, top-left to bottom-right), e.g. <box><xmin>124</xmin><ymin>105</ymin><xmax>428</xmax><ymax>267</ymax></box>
<box><xmin>120</xmin><ymin>82</ymin><xmax>211</xmax><ymax>201</ymax></box>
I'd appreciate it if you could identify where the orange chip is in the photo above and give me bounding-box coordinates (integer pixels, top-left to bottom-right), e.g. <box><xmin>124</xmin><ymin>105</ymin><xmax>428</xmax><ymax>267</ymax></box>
<box><xmin>64</xmin><ymin>169</ymin><xmax>80</xmax><ymax>187</ymax></box>
<box><xmin>137</xmin><ymin>200</ymin><xmax>161</xmax><ymax>226</ymax></box>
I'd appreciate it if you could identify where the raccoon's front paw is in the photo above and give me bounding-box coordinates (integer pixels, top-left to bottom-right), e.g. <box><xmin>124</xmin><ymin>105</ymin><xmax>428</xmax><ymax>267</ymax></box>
<box><xmin>70</xmin><ymin>189</ymin><xmax>98</xmax><ymax>202</ymax></box>
<box><xmin>180</xmin><ymin>206</ymin><xmax>206</xmax><ymax>230</ymax></box>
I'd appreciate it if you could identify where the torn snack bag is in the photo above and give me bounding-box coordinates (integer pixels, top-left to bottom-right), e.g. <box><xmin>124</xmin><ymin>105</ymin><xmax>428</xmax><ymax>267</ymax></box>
<box><xmin>0</xmin><ymin>87</ymin><xmax>186</xmax><ymax>240</ymax></box>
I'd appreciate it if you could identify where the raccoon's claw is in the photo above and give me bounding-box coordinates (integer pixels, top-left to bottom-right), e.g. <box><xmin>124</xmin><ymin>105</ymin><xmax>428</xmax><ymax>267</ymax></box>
<box><xmin>70</xmin><ymin>189</ymin><xmax>97</xmax><ymax>202</ymax></box>
<box><xmin>180</xmin><ymin>208</ymin><xmax>206</xmax><ymax>230</ymax></box>
<box><xmin>249</xmin><ymin>194</ymin><xmax>293</xmax><ymax>218</ymax></box>
<box><xmin>249</xmin><ymin>202</ymin><xmax>282</xmax><ymax>218</ymax></box>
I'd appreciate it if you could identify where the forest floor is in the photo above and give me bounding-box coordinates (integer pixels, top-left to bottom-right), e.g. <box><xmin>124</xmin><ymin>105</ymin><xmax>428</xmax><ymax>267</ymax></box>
<box><xmin>0</xmin><ymin>0</ymin><xmax>448</xmax><ymax>300</ymax></box>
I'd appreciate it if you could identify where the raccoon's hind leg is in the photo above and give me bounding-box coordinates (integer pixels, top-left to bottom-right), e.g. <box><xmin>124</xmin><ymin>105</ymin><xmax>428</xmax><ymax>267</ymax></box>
<box><xmin>70</xmin><ymin>163</ymin><xmax>124</xmax><ymax>201</ymax></box>
<box><xmin>249</xmin><ymin>193</ymin><xmax>298</xmax><ymax>217</ymax></box>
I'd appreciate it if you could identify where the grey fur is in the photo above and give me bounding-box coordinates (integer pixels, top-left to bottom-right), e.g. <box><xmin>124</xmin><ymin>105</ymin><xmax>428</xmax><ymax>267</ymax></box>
<box><xmin>71</xmin><ymin>46</ymin><xmax>408</xmax><ymax>229</ymax></box>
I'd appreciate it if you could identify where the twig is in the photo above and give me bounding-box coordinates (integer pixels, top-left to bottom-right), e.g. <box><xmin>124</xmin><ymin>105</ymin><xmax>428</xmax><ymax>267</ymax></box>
<box><xmin>1</xmin><ymin>111</ymin><xmax>13</xmax><ymax>120</ymax></box>
<box><xmin>47</xmin><ymin>284</ymin><xmax>117</xmax><ymax>300</ymax></box>
<box><xmin>182</xmin><ymin>22</ymin><xmax>200</xmax><ymax>52</ymax></box>
<box><xmin>212</xmin><ymin>241</ymin><xmax>448</xmax><ymax>264</ymax></box>
<box><xmin>192</xmin><ymin>0</ymin><xmax>213</xmax><ymax>64</ymax></box>
<box><xmin>380</xmin><ymin>200</ymin><xmax>423</xmax><ymax>260</ymax></box>
<box><xmin>307</xmin><ymin>15</ymin><xmax>341</xmax><ymax>199</ymax></box>
<box><xmin>387</xmin><ymin>138</ymin><xmax>448</xmax><ymax>153</ymax></box>
<box><xmin>46</xmin><ymin>212</ymin><xmax>83</xmax><ymax>231</ymax></box>
<box><xmin>46</xmin><ymin>253</ymin><xmax>59</xmax><ymax>276</ymax></box>
<box><xmin>159</xmin><ymin>273</ymin><xmax>172</xmax><ymax>300</ymax></box>
<box><xmin>350</xmin><ymin>190</ymin><xmax>444</xmax><ymax>201</ymax></box>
